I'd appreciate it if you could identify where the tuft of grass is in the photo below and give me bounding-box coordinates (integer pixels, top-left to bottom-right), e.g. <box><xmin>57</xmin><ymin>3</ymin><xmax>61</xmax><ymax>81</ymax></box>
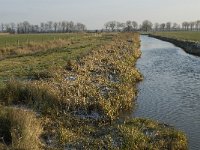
<box><xmin>0</xmin><ymin>106</ymin><xmax>43</xmax><ymax>150</ymax></box>
<box><xmin>118</xmin><ymin>118</ymin><xmax>188</xmax><ymax>150</ymax></box>
<box><xmin>0</xmin><ymin>80</ymin><xmax>60</xmax><ymax>115</ymax></box>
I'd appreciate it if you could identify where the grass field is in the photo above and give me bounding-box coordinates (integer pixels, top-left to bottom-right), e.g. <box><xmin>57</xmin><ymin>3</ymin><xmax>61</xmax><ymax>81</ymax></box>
<box><xmin>0</xmin><ymin>33</ymin><xmax>113</xmax><ymax>87</ymax></box>
<box><xmin>0</xmin><ymin>33</ymin><xmax>101</xmax><ymax>59</ymax></box>
<box><xmin>0</xmin><ymin>33</ymin><xmax>76</xmax><ymax>47</ymax></box>
<box><xmin>153</xmin><ymin>32</ymin><xmax>200</xmax><ymax>42</ymax></box>
<box><xmin>0</xmin><ymin>33</ymin><xmax>187</xmax><ymax>149</ymax></box>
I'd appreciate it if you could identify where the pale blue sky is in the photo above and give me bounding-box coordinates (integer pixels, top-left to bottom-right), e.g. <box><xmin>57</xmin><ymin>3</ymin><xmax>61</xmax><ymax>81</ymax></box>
<box><xmin>0</xmin><ymin>0</ymin><xmax>200</xmax><ymax>29</ymax></box>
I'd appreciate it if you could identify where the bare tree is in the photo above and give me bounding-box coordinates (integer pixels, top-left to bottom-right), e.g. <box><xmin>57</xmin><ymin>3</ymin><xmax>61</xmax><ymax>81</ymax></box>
<box><xmin>61</xmin><ymin>21</ymin><xmax>66</xmax><ymax>32</ymax></box>
<box><xmin>125</xmin><ymin>20</ymin><xmax>133</xmax><ymax>32</ymax></box>
<box><xmin>116</xmin><ymin>22</ymin><xmax>121</xmax><ymax>31</ymax></box>
<box><xmin>53</xmin><ymin>22</ymin><xmax>58</xmax><ymax>32</ymax></box>
<box><xmin>44</xmin><ymin>23</ymin><xmax>49</xmax><ymax>32</ymax></box>
<box><xmin>132</xmin><ymin>21</ymin><xmax>138</xmax><ymax>30</ymax></box>
<box><xmin>1</xmin><ymin>23</ymin><xmax>4</xmax><ymax>32</ymax></box>
<box><xmin>166</xmin><ymin>22</ymin><xmax>171</xmax><ymax>31</ymax></box>
<box><xmin>160</xmin><ymin>23</ymin><xmax>165</xmax><ymax>31</ymax></box>
<box><xmin>17</xmin><ymin>23</ymin><xmax>23</xmax><ymax>33</ymax></box>
<box><xmin>0</xmin><ymin>20</ymin><xmax>84</xmax><ymax>34</ymax></box>
<box><xmin>57</xmin><ymin>22</ymin><xmax>61</xmax><ymax>32</ymax></box>
<box><xmin>183</xmin><ymin>22</ymin><xmax>190</xmax><ymax>31</ymax></box>
<box><xmin>141</xmin><ymin>20</ymin><xmax>153</xmax><ymax>32</ymax></box>
<box><xmin>40</xmin><ymin>22</ymin><xmax>45</xmax><ymax>32</ymax></box>
<box><xmin>104</xmin><ymin>22</ymin><xmax>110</xmax><ymax>31</ymax></box>
<box><xmin>32</xmin><ymin>25</ymin><xmax>39</xmax><ymax>33</ymax></box>
<box><xmin>65</xmin><ymin>21</ymin><xmax>70</xmax><ymax>32</ymax></box>
<box><xmin>76</xmin><ymin>23</ymin><xmax>86</xmax><ymax>31</ymax></box>
<box><xmin>23</xmin><ymin>21</ymin><xmax>30</xmax><ymax>33</ymax></box>
<box><xmin>5</xmin><ymin>24</ymin><xmax>10</xmax><ymax>32</ymax></box>
<box><xmin>104</xmin><ymin>21</ymin><xmax>117</xmax><ymax>31</ymax></box>
<box><xmin>10</xmin><ymin>23</ymin><xmax>15</xmax><ymax>31</ymax></box>
<box><xmin>48</xmin><ymin>21</ymin><xmax>53</xmax><ymax>32</ymax></box>
<box><xmin>154</xmin><ymin>23</ymin><xmax>159</xmax><ymax>31</ymax></box>
<box><xmin>109</xmin><ymin>21</ymin><xmax>117</xmax><ymax>31</ymax></box>
<box><xmin>196</xmin><ymin>20</ymin><xmax>200</xmax><ymax>31</ymax></box>
<box><xmin>172</xmin><ymin>23</ymin><xmax>179</xmax><ymax>31</ymax></box>
<box><xmin>182</xmin><ymin>22</ymin><xmax>186</xmax><ymax>31</ymax></box>
<box><xmin>189</xmin><ymin>22</ymin><xmax>195</xmax><ymax>31</ymax></box>
<box><xmin>82</xmin><ymin>24</ymin><xmax>86</xmax><ymax>31</ymax></box>
<box><xmin>116</xmin><ymin>22</ymin><xmax>125</xmax><ymax>31</ymax></box>
<box><xmin>126</xmin><ymin>21</ymin><xmax>132</xmax><ymax>28</ymax></box>
<box><xmin>69</xmin><ymin>21</ymin><xmax>75</xmax><ymax>32</ymax></box>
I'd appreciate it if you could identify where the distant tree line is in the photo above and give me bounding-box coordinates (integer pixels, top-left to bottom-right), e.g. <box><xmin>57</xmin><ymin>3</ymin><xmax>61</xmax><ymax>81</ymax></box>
<box><xmin>104</xmin><ymin>20</ymin><xmax>138</xmax><ymax>32</ymax></box>
<box><xmin>1</xmin><ymin>20</ymin><xmax>200</xmax><ymax>33</ymax></box>
<box><xmin>0</xmin><ymin>21</ymin><xmax>87</xmax><ymax>34</ymax></box>
<box><xmin>104</xmin><ymin>20</ymin><xmax>200</xmax><ymax>32</ymax></box>
<box><xmin>154</xmin><ymin>20</ymin><xmax>200</xmax><ymax>32</ymax></box>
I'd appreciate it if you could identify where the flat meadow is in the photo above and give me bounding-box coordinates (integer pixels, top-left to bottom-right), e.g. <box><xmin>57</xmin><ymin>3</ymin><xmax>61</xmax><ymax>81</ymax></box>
<box><xmin>0</xmin><ymin>33</ymin><xmax>113</xmax><ymax>86</ymax></box>
<box><xmin>153</xmin><ymin>31</ymin><xmax>200</xmax><ymax>42</ymax></box>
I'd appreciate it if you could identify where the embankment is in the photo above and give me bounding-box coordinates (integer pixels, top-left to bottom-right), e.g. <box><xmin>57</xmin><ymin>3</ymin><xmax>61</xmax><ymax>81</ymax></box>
<box><xmin>149</xmin><ymin>34</ymin><xmax>200</xmax><ymax>56</ymax></box>
<box><xmin>0</xmin><ymin>33</ymin><xmax>188</xmax><ymax>149</ymax></box>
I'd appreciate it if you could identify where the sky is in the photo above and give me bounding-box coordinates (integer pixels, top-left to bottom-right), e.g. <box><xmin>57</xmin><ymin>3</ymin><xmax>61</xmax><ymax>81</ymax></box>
<box><xmin>0</xmin><ymin>0</ymin><xmax>200</xmax><ymax>29</ymax></box>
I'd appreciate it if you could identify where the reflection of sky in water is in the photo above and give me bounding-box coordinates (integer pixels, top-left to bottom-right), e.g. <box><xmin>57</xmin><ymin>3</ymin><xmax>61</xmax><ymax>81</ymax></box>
<box><xmin>135</xmin><ymin>35</ymin><xmax>200</xmax><ymax>150</ymax></box>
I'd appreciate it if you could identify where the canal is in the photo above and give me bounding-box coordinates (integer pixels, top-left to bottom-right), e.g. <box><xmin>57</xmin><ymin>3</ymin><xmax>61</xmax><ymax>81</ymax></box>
<box><xmin>134</xmin><ymin>35</ymin><xmax>200</xmax><ymax>150</ymax></box>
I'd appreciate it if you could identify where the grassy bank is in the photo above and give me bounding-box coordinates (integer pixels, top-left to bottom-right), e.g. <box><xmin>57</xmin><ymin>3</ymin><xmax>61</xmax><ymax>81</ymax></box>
<box><xmin>0</xmin><ymin>33</ymin><xmax>187</xmax><ymax>149</ymax></box>
<box><xmin>153</xmin><ymin>32</ymin><xmax>200</xmax><ymax>42</ymax></box>
<box><xmin>151</xmin><ymin>32</ymin><xmax>200</xmax><ymax>56</ymax></box>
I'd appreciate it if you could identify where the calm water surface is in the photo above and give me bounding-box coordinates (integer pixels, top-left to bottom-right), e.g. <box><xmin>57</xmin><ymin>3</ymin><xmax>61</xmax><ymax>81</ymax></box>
<box><xmin>134</xmin><ymin>35</ymin><xmax>200</xmax><ymax>150</ymax></box>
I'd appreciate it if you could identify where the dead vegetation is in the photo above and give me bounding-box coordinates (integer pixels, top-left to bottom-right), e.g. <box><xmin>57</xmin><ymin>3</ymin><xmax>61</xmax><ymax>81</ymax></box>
<box><xmin>0</xmin><ymin>33</ymin><xmax>187</xmax><ymax>149</ymax></box>
<box><xmin>0</xmin><ymin>39</ymin><xmax>72</xmax><ymax>59</ymax></box>
<box><xmin>0</xmin><ymin>106</ymin><xmax>43</xmax><ymax>149</ymax></box>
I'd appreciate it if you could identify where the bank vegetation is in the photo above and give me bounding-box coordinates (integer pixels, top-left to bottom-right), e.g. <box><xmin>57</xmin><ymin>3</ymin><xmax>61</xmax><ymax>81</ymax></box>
<box><xmin>0</xmin><ymin>33</ymin><xmax>187</xmax><ymax>149</ymax></box>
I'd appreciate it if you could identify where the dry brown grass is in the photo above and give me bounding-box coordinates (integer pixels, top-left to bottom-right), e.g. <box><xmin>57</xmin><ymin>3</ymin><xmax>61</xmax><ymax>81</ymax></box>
<box><xmin>0</xmin><ymin>33</ymin><xmax>10</xmax><ymax>35</ymax></box>
<box><xmin>0</xmin><ymin>106</ymin><xmax>43</xmax><ymax>149</ymax></box>
<box><xmin>0</xmin><ymin>33</ymin><xmax>187</xmax><ymax>149</ymax></box>
<box><xmin>1</xmin><ymin>33</ymin><xmax>143</xmax><ymax>119</ymax></box>
<box><xmin>0</xmin><ymin>39</ymin><xmax>72</xmax><ymax>58</ymax></box>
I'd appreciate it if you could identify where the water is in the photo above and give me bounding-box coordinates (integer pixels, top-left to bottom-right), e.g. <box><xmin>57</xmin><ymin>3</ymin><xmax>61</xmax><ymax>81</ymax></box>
<box><xmin>134</xmin><ymin>35</ymin><xmax>200</xmax><ymax>150</ymax></box>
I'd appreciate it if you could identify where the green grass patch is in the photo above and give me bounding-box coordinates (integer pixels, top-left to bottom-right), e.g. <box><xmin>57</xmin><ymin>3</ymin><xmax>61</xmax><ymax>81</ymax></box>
<box><xmin>153</xmin><ymin>32</ymin><xmax>200</xmax><ymax>42</ymax></box>
<box><xmin>0</xmin><ymin>33</ymin><xmax>78</xmax><ymax>48</ymax></box>
<box><xmin>0</xmin><ymin>33</ymin><xmax>113</xmax><ymax>87</ymax></box>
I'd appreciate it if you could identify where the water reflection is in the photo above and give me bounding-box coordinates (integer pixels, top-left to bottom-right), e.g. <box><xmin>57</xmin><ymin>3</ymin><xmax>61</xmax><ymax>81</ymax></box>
<box><xmin>134</xmin><ymin>35</ymin><xmax>200</xmax><ymax>150</ymax></box>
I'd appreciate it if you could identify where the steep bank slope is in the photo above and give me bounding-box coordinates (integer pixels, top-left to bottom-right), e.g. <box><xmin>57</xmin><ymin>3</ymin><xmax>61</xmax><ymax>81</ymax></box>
<box><xmin>149</xmin><ymin>34</ymin><xmax>200</xmax><ymax>56</ymax></box>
